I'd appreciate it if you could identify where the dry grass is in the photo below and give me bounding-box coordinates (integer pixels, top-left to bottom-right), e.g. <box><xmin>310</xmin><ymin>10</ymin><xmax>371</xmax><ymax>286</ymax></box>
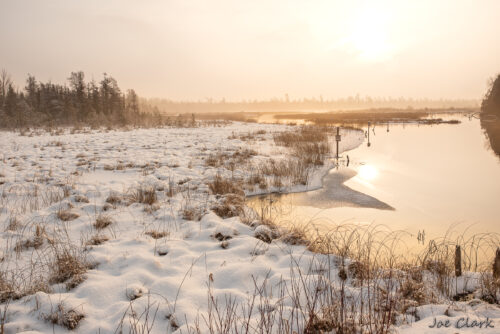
<box><xmin>14</xmin><ymin>227</ymin><xmax>45</xmax><ymax>252</ymax></box>
<box><xmin>205</xmin><ymin>152</ymin><xmax>228</xmax><ymax>168</ymax></box>
<box><xmin>280</xmin><ymin>225</ymin><xmax>310</xmax><ymax>246</ymax></box>
<box><xmin>94</xmin><ymin>214</ymin><xmax>113</xmax><ymax>230</ymax></box>
<box><xmin>258</xmin><ymin>159</ymin><xmax>309</xmax><ymax>186</ymax></box>
<box><xmin>182</xmin><ymin>207</ymin><xmax>204</xmax><ymax>221</ymax></box>
<box><xmin>128</xmin><ymin>186</ymin><xmax>157</xmax><ymax>205</ymax></box>
<box><xmin>207</xmin><ymin>174</ymin><xmax>243</xmax><ymax>196</ymax></box>
<box><xmin>86</xmin><ymin>234</ymin><xmax>109</xmax><ymax>246</ymax></box>
<box><xmin>145</xmin><ymin>230</ymin><xmax>169</xmax><ymax>239</ymax></box>
<box><xmin>0</xmin><ymin>275</ymin><xmax>15</xmax><ymax>303</ymax></box>
<box><xmin>57</xmin><ymin>208</ymin><xmax>79</xmax><ymax>221</ymax></box>
<box><xmin>254</xmin><ymin>225</ymin><xmax>277</xmax><ymax>244</ymax></box>
<box><xmin>274</xmin><ymin>126</ymin><xmax>330</xmax><ymax>166</ymax></box>
<box><xmin>73</xmin><ymin>195</ymin><xmax>89</xmax><ymax>203</ymax></box>
<box><xmin>274</xmin><ymin>126</ymin><xmax>328</xmax><ymax>146</ymax></box>
<box><xmin>205</xmin><ymin>148</ymin><xmax>257</xmax><ymax>169</ymax></box>
<box><xmin>246</xmin><ymin>173</ymin><xmax>268</xmax><ymax>190</ymax></box>
<box><xmin>6</xmin><ymin>216</ymin><xmax>20</xmax><ymax>231</ymax></box>
<box><xmin>211</xmin><ymin>194</ymin><xmax>245</xmax><ymax>219</ymax></box>
<box><xmin>105</xmin><ymin>192</ymin><xmax>123</xmax><ymax>205</ymax></box>
<box><xmin>45</xmin><ymin>303</ymin><xmax>85</xmax><ymax>330</ymax></box>
<box><xmin>49</xmin><ymin>248</ymin><xmax>91</xmax><ymax>290</ymax></box>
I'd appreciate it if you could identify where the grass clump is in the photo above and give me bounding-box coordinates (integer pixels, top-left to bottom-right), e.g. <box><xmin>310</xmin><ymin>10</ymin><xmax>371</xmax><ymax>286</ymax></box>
<box><xmin>94</xmin><ymin>214</ymin><xmax>113</xmax><ymax>230</ymax></box>
<box><xmin>182</xmin><ymin>206</ymin><xmax>204</xmax><ymax>221</ymax></box>
<box><xmin>57</xmin><ymin>208</ymin><xmax>79</xmax><ymax>221</ymax></box>
<box><xmin>0</xmin><ymin>274</ymin><xmax>15</xmax><ymax>303</ymax></box>
<box><xmin>280</xmin><ymin>225</ymin><xmax>310</xmax><ymax>246</ymax></box>
<box><xmin>45</xmin><ymin>303</ymin><xmax>85</xmax><ymax>330</ymax></box>
<box><xmin>128</xmin><ymin>186</ymin><xmax>157</xmax><ymax>205</ymax></box>
<box><xmin>211</xmin><ymin>194</ymin><xmax>245</xmax><ymax>219</ymax></box>
<box><xmin>208</xmin><ymin>174</ymin><xmax>243</xmax><ymax>196</ymax></box>
<box><xmin>105</xmin><ymin>192</ymin><xmax>123</xmax><ymax>205</ymax></box>
<box><xmin>49</xmin><ymin>248</ymin><xmax>91</xmax><ymax>290</ymax></box>
<box><xmin>145</xmin><ymin>230</ymin><xmax>169</xmax><ymax>239</ymax></box>
<box><xmin>73</xmin><ymin>195</ymin><xmax>89</xmax><ymax>203</ymax></box>
<box><xmin>6</xmin><ymin>215</ymin><xmax>21</xmax><ymax>231</ymax></box>
<box><xmin>86</xmin><ymin>234</ymin><xmax>109</xmax><ymax>246</ymax></box>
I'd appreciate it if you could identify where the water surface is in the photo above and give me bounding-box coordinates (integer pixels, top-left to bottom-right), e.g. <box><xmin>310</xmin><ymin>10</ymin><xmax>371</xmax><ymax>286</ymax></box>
<box><xmin>249</xmin><ymin>114</ymin><xmax>500</xmax><ymax>258</ymax></box>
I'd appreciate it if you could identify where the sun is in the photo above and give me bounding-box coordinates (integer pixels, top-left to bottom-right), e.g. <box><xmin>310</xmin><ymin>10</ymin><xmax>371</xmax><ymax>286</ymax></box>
<box><xmin>345</xmin><ymin>7</ymin><xmax>393</xmax><ymax>62</ymax></box>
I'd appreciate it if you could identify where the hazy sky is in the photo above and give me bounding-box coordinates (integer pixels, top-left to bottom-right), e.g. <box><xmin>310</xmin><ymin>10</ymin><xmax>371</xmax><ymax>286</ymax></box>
<box><xmin>1</xmin><ymin>0</ymin><xmax>499</xmax><ymax>100</ymax></box>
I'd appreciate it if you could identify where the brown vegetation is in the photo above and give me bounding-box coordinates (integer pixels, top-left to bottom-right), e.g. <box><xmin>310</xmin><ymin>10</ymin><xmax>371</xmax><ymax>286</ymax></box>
<box><xmin>207</xmin><ymin>174</ymin><xmax>244</xmax><ymax>196</ymax></box>
<box><xmin>45</xmin><ymin>303</ymin><xmax>85</xmax><ymax>330</ymax></box>
<box><xmin>57</xmin><ymin>208</ymin><xmax>79</xmax><ymax>221</ymax></box>
<box><xmin>94</xmin><ymin>214</ymin><xmax>113</xmax><ymax>230</ymax></box>
<box><xmin>145</xmin><ymin>230</ymin><xmax>169</xmax><ymax>239</ymax></box>
<box><xmin>128</xmin><ymin>186</ymin><xmax>157</xmax><ymax>205</ymax></box>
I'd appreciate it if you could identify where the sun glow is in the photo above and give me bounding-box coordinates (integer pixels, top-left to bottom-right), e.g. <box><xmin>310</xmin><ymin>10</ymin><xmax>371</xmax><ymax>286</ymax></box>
<box><xmin>358</xmin><ymin>165</ymin><xmax>378</xmax><ymax>181</ymax></box>
<box><xmin>344</xmin><ymin>6</ymin><xmax>394</xmax><ymax>62</ymax></box>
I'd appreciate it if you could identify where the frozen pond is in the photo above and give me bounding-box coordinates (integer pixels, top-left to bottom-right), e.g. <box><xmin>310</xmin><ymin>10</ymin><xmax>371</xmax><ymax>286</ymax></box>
<box><xmin>249</xmin><ymin>113</ymin><xmax>500</xmax><ymax>257</ymax></box>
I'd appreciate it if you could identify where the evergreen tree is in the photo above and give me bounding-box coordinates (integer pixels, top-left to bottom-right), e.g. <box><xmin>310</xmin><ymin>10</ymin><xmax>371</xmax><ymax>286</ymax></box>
<box><xmin>482</xmin><ymin>74</ymin><xmax>500</xmax><ymax>115</ymax></box>
<box><xmin>0</xmin><ymin>70</ymin><xmax>158</xmax><ymax>128</ymax></box>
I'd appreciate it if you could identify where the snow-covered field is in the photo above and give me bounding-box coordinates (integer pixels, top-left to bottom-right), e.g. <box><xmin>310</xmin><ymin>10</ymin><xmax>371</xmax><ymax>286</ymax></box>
<box><xmin>0</xmin><ymin>122</ymin><xmax>498</xmax><ymax>333</ymax></box>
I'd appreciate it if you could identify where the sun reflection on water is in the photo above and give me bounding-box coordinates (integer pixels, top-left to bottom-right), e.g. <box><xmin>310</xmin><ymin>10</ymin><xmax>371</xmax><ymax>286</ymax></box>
<box><xmin>358</xmin><ymin>164</ymin><xmax>378</xmax><ymax>180</ymax></box>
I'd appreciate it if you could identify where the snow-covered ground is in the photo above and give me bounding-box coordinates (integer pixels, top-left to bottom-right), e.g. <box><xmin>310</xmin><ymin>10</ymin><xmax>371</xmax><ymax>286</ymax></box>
<box><xmin>0</xmin><ymin>122</ymin><xmax>498</xmax><ymax>333</ymax></box>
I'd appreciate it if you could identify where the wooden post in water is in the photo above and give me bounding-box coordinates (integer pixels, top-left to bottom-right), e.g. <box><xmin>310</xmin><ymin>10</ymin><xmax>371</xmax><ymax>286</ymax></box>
<box><xmin>455</xmin><ymin>245</ymin><xmax>462</xmax><ymax>277</ymax></box>
<box><xmin>367</xmin><ymin>121</ymin><xmax>371</xmax><ymax>147</ymax></box>
<box><xmin>335</xmin><ymin>127</ymin><xmax>341</xmax><ymax>159</ymax></box>
<box><xmin>493</xmin><ymin>248</ymin><xmax>500</xmax><ymax>279</ymax></box>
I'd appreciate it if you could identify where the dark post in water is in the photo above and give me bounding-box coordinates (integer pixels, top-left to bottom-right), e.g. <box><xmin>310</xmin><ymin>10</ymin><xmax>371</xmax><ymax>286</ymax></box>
<box><xmin>494</xmin><ymin>248</ymin><xmax>500</xmax><ymax>279</ymax></box>
<box><xmin>336</xmin><ymin>127</ymin><xmax>341</xmax><ymax>159</ymax></box>
<box><xmin>455</xmin><ymin>245</ymin><xmax>462</xmax><ymax>277</ymax></box>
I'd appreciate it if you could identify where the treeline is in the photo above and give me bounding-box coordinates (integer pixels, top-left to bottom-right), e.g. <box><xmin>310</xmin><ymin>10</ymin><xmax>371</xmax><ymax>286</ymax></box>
<box><xmin>0</xmin><ymin>70</ymin><xmax>162</xmax><ymax>128</ymax></box>
<box><xmin>144</xmin><ymin>96</ymin><xmax>479</xmax><ymax>115</ymax></box>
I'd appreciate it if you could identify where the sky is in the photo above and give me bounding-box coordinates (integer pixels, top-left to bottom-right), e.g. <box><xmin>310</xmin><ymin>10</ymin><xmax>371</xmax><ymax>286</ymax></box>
<box><xmin>1</xmin><ymin>0</ymin><xmax>499</xmax><ymax>100</ymax></box>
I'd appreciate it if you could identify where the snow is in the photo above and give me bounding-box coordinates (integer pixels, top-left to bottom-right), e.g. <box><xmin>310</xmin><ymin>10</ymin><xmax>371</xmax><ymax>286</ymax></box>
<box><xmin>0</xmin><ymin>123</ymin><xmax>498</xmax><ymax>333</ymax></box>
